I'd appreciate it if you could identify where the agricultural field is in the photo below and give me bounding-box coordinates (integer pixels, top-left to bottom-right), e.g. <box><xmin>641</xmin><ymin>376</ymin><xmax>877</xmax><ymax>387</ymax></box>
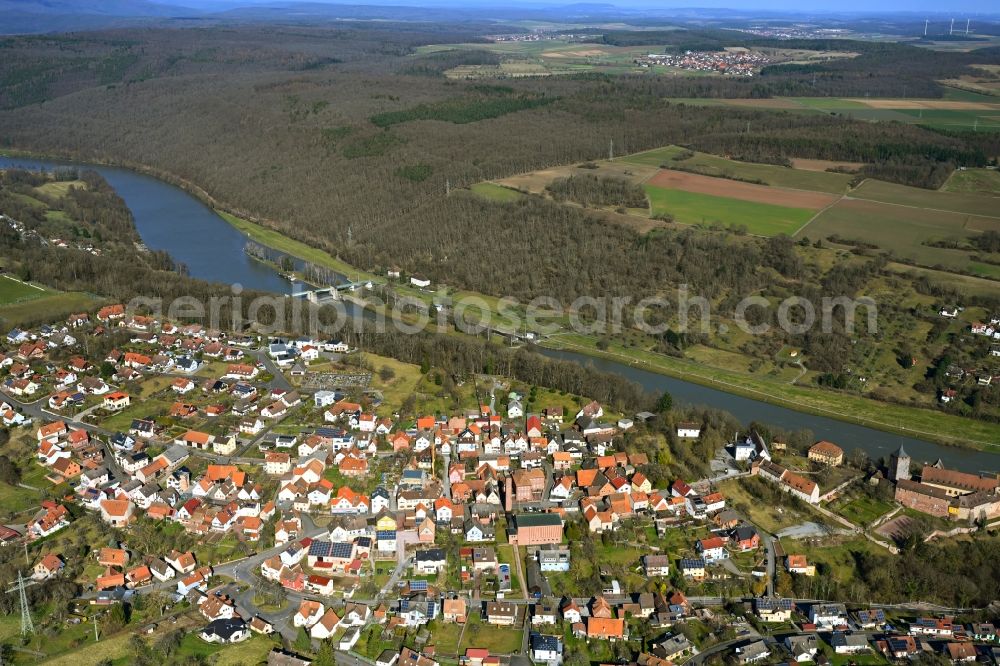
<box><xmin>0</xmin><ymin>290</ymin><xmax>99</xmax><ymax>328</ymax></box>
<box><xmin>853</xmin><ymin>178</ymin><xmax>1000</xmax><ymax>217</ymax></box>
<box><xmin>621</xmin><ymin>146</ymin><xmax>856</xmax><ymax>193</ymax></box>
<box><xmin>942</xmin><ymin>168</ymin><xmax>1000</xmax><ymax>196</ymax></box>
<box><xmin>414</xmin><ymin>40</ymin><xmax>656</xmax><ymax>78</ymax></box>
<box><xmin>665</xmin><ymin>92</ymin><xmax>1000</xmax><ymax>131</ymax></box>
<box><xmin>482</xmin><ymin>145</ymin><xmax>854</xmax><ymax>236</ymax></box>
<box><xmin>0</xmin><ymin>274</ymin><xmax>47</xmax><ymax>305</ymax></box>
<box><xmin>799</xmin><ymin>198</ymin><xmax>1000</xmax><ymax>277</ymax></box>
<box><xmin>792</xmin><ymin>93</ymin><xmax>1000</xmax><ymax>130</ymax></box>
<box><xmin>940</xmin><ymin>65</ymin><xmax>1000</xmax><ymax>96</ymax></box>
<box><xmin>645</xmin><ymin>186</ymin><xmax>816</xmax><ymax>236</ymax></box>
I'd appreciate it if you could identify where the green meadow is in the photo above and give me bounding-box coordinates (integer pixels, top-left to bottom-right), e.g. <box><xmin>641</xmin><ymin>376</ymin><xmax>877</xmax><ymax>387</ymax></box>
<box><xmin>645</xmin><ymin>185</ymin><xmax>815</xmax><ymax>236</ymax></box>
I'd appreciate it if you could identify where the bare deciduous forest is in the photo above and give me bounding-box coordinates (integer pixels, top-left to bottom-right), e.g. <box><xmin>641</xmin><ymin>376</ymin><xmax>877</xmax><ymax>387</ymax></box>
<box><xmin>2</xmin><ymin>25</ymin><xmax>1000</xmax><ymax>423</ymax></box>
<box><xmin>0</xmin><ymin>26</ymin><xmax>996</xmax><ymax>298</ymax></box>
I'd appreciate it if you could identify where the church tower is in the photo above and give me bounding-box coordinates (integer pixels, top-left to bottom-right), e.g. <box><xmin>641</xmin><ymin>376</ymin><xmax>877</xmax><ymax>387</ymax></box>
<box><xmin>889</xmin><ymin>444</ymin><xmax>911</xmax><ymax>482</ymax></box>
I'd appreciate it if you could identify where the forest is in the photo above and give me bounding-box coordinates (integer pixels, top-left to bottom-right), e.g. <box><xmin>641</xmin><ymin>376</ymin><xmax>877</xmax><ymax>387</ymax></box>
<box><xmin>0</xmin><ymin>25</ymin><xmax>998</xmax><ymax>422</ymax></box>
<box><xmin>545</xmin><ymin>173</ymin><xmax>648</xmax><ymax>209</ymax></box>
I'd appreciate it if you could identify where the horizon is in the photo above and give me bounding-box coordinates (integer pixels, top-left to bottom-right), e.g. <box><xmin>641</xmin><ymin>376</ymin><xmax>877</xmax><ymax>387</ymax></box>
<box><xmin>5</xmin><ymin>0</ymin><xmax>997</xmax><ymax>18</ymax></box>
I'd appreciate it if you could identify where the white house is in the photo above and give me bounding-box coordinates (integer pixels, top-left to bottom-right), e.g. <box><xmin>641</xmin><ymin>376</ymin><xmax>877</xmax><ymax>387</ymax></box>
<box><xmin>676</xmin><ymin>422</ymin><xmax>701</xmax><ymax>439</ymax></box>
<box><xmin>531</xmin><ymin>634</ymin><xmax>563</xmax><ymax>665</ymax></box>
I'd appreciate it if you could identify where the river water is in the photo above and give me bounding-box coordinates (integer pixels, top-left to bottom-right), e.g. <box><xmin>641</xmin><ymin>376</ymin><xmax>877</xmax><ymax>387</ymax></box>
<box><xmin>3</xmin><ymin>155</ymin><xmax>997</xmax><ymax>473</ymax></box>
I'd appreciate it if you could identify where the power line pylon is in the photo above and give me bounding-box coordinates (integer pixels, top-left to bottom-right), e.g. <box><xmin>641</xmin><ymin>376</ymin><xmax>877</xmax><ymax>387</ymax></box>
<box><xmin>17</xmin><ymin>571</ymin><xmax>33</xmax><ymax>636</ymax></box>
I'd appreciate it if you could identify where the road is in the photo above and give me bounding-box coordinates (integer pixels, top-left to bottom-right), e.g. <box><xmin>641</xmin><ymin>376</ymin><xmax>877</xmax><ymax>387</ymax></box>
<box><xmin>440</xmin><ymin>453</ymin><xmax>451</xmax><ymax>499</ymax></box>
<box><xmin>5</xmin><ymin>392</ymin><xmax>129</xmax><ymax>484</ymax></box>
<box><xmin>759</xmin><ymin>531</ymin><xmax>776</xmax><ymax>597</ymax></box>
<box><xmin>683</xmin><ymin>631</ymin><xmax>760</xmax><ymax>666</ymax></box>
<box><xmin>379</xmin><ymin>555</ymin><xmax>412</xmax><ymax>597</ymax></box>
<box><xmin>247</xmin><ymin>348</ymin><xmax>292</xmax><ymax>391</ymax></box>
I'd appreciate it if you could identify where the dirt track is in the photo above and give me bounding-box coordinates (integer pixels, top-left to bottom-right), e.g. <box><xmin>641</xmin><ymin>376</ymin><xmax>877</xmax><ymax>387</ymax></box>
<box><xmin>646</xmin><ymin>169</ymin><xmax>840</xmax><ymax>209</ymax></box>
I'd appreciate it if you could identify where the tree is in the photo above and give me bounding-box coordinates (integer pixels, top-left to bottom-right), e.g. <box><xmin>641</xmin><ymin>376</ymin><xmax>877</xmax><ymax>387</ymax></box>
<box><xmin>655</xmin><ymin>391</ymin><xmax>673</xmax><ymax>414</ymax></box>
<box><xmin>295</xmin><ymin>627</ymin><xmax>312</xmax><ymax>653</ymax></box>
<box><xmin>102</xmin><ymin>603</ymin><xmax>128</xmax><ymax>633</ymax></box>
<box><xmin>315</xmin><ymin>642</ymin><xmax>336</xmax><ymax>666</ymax></box>
<box><xmin>0</xmin><ymin>455</ymin><xmax>20</xmax><ymax>486</ymax></box>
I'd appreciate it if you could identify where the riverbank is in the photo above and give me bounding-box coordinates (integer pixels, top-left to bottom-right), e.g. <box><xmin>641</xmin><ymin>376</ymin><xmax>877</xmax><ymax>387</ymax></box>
<box><xmin>4</xmin><ymin>149</ymin><xmax>999</xmax><ymax>453</ymax></box>
<box><xmin>541</xmin><ymin>335</ymin><xmax>1000</xmax><ymax>452</ymax></box>
<box><xmin>216</xmin><ymin>209</ymin><xmax>1000</xmax><ymax>452</ymax></box>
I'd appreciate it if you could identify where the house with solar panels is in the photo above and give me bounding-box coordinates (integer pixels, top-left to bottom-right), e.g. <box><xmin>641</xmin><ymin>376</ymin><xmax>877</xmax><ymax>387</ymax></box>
<box><xmin>307</xmin><ymin>540</ymin><xmax>354</xmax><ymax>570</ymax></box>
<box><xmin>398</xmin><ymin>585</ymin><xmax>437</xmax><ymax>627</ymax></box>
<box><xmin>753</xmin><ymin>597</ymin><xmax>794</xmax><ymax>623</ymax></box>
<box><xmin>531</xmin><ymin>633</ymin><xmax>563</xmax><ymax>665</ymax></box>
<box><xmin>377</xmin><ymin>530</ymin><xmax>397</xmax><ymax>552</ymax></box>
<box><xmin>852</xmin><ymin>608</ymin><xmax>886</xmax><ymax>630</ymax></box>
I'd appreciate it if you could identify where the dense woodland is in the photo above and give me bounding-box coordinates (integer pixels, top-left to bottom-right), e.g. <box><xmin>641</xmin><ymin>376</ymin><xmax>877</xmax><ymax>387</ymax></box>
<box><xmin>0</xmin><ymin>26</ymin><xmax>999</xmax><ymax>417</ymax></box>
<box><xmin>546</xmin><ymin>173</ymin><xmax>648</xmax><ymax>209</ymax></box>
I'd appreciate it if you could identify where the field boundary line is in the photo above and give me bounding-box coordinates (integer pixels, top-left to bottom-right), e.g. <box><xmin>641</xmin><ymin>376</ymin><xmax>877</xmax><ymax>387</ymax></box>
<box><xmin>1</xmin><ymin>274</ymin><xmax>45</xmax><ymax>291</ymax></box>
<box><xmin>793</xmin><ymin>193</ymin><xmax>846</xmax><ymax>237</ymax></box>
<box><xmin>846</xmin><ymin>193</ymin><xmax>1000</xmax><ymax>221</ymax></box>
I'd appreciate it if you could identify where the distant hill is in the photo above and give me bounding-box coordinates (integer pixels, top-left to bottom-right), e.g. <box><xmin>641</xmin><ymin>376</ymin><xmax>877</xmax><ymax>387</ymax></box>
<box><xmin>0</xmin><ymin>0</ymin><xmax>201</xmax><ymax>33</ymax></box>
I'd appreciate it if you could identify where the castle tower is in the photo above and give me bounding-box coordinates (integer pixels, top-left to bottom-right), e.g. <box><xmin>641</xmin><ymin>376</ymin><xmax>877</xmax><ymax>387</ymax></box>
<box><xmin>889</xmin><ymin>444</ymin><xmax>911</xmax><ymax>482</ymax></box>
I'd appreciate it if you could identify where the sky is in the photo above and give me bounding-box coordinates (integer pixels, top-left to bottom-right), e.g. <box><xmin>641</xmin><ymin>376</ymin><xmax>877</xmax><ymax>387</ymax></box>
<box><xmin>143</xmin><ymin>0</ymin><xmax>999</xmax><ymax>16</ymax></box>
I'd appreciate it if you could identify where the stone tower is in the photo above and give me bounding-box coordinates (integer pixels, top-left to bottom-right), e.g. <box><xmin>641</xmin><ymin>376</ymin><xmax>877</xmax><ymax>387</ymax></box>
<box><xmin>889</xmin><ymin>444</ymin><xmax>911</xmax><ymax>482</ymax></box>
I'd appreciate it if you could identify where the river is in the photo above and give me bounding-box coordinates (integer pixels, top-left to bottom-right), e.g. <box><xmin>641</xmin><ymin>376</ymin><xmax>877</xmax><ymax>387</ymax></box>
<box><xmin>0</xmin><ymin>155</ymin><xmax>293</xmax><ymax>293</ymax></box>
<box><xmin>3</xmin><ymin>155</ymin><xmax>997</xmax><ymax>474</ymax></box>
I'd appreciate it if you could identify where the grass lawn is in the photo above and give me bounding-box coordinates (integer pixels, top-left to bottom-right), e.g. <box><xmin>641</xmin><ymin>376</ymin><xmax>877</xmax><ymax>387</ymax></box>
<box><xmin>0</xmin><ymin>275</ymin><xmax>47</xmax><ymax>305</ymax></box>
<box><xmin>100</xmin><ymin>398</ymin><xmax>173</xmax><ymax>432</ymax></box>
<box><xmin>469</xmin><ymin>182</ymin><xmax>524</xmax><ymax>202</ymax></box>
<box><xmin>218</xmin><ymin>210</ymin><xmax>375</xmax><ymax>284</ymax></box>
<box><xmin>644</xmin><ymin>186</ymin><xmax>815</xmax><ymax>236</ymax></box>
<box><xmin>458</xmin><ymin>613</ymin><xmax>523</xmax><ymax>654</ymax></box>
<box><xmin>176</xmin><ymin>632</ymin><xmax>226</xmax><ymax>660</ymax></box>
<box><xmin>828</xmin><ymin>650</ymin><xmax>887</xmax><ymax>666</ymax></box>
<box><xmin>39</xmin><ymin>633</ymin><xmax>133</xmax><ymax>665</ymax></box>
<box><xmin>717</xmin><ymin>478</ymin><xmax>816</xmax><ymax>534</ymax></box>
<box><xmin>495</xmin><ymin>544</ymin><xmax>524</xmax><ymax>598</ymax></box>
<box><xmin>0</xmin><ymin>462</ymin><xmax>48</xmax><ymax>515</ymax></box>
<box><xmin>782</xmin><ymin>535</ymin><xmax>881</xmax><ymax>579</ymax></box>
<box><xmin>213</xmin><ymin>635</ymin><xmax>283</xmax><ymax>665</ymax></box>
<box><xmin>0</xmin><ymin>291</ymin><xmax>98</xmax><ymax>328</ymax></box>
<box><xmin>830</xmin><ymin>495</ymin><xmax>895</xmax><ymax>526</ymax></box>
<box><xmin>367</xmin><ymin>353</ymin><xmax>424</xmax><ymax>416</ymax></box>
<box><xmin>426</xmin><ymin>619</ymin><xmax>465</xmax><ymax>654</ymax></box>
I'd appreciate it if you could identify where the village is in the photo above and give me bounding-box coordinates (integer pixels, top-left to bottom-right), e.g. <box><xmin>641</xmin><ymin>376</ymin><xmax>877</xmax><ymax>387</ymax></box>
<box><xmin>633</xmin><ymin>50</ymin><xmax>770</xmax><ymax>76</ymax></box>
<box><xmin>0</xmin><ymin>303</ymin><xmax>998</xmax><ymax>665</ymax></box>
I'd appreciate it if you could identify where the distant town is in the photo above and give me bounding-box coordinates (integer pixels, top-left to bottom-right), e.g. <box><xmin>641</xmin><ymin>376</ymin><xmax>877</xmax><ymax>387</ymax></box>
<box><xmin>634</xmin><ymin>51</ymin><xmax>770</xmax><ymax>76</ymax></box>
